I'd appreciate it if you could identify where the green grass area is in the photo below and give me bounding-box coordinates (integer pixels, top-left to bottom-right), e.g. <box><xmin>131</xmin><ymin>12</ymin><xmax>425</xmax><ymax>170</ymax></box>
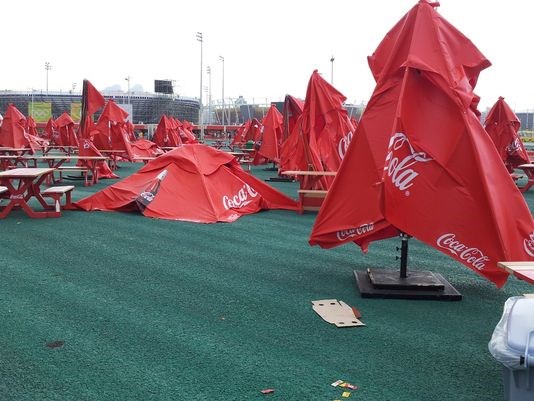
<box><xmin>1</xmin><ymin>162</ymin><xmax>532</xmax><ymax>400</ymax></box>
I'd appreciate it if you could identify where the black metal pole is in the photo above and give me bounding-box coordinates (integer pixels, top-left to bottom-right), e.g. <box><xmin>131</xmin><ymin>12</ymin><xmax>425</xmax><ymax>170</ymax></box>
<box><xmin>400</xmin><ymin>232</ymin><xmax>409</xmax><ymax>278</ymax></box>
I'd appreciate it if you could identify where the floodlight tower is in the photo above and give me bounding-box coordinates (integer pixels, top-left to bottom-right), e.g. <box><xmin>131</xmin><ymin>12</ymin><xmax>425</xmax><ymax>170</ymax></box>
<box><xmin>196</xmin><ymin>32</ymin><xmax>205</xmax><ymax>142</ymax></box>
<box><xmin>330</xmin><ymin>56</ymin><xmax>335</xmax><ymax>85</ymax></box>
<box><xmin>207</xmin><ymin>66</ymin><xmax>212</xmax><ymax>125</ymax></box>
<box><xmin>45</xmin><ymin>62</ymin><xmax>52</xmax><ymax>94</ymax></box>
<box><xmin>219</xmin><ymin>55</ymin><xmax>225</xmax><ymax>133</ymax></box>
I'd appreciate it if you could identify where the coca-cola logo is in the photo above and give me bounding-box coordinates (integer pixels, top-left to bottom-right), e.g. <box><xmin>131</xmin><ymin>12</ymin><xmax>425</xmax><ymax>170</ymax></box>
<box><xmin>337</xmin><ymin>131</ymin><xmax>353</xmax><ymax>160</ymax></box>
<box><xmin>385</xmin><ymin>133</ymin><xmax>432</xmax><ymax>193</ymax></box>
<box><xmin>223</xmin><ymin>184</ymin><xmax>258</xmax><ymax>210</ymax></box>
<box><xmin>139</xmin><ymin>192</ymin><xmax>155</xmax><ymax>202</ymax></box>
<box><xmin>336</xmin><ymin>223</ymin><xmax>374</xmax><ymax>241</ymax></box>
<box><xmin>436</xmin><ymin>233</ymin><xmax>489</xmax><ymax>271</ymax></box>
<box><xmin>506</xmin><ymin>138</ymin><xmax>521</xmax><ymax>156</ymax></box>
<box><xmin>523</xmin><ymin>232</ymin><xmax>534</xmax><ymax>257</ymax></box>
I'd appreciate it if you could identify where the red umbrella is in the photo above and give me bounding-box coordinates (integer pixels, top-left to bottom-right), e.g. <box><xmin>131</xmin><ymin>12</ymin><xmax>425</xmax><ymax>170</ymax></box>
<box><xmin>281</xmin><ymin>95</ymin><xmax>304</xmax><ymax>142</ymax></box>
<box><xmin>93</xmin><ymin>100</ymin><xmax>134</xmax><ymax>159</ymax></box>
<box><xmin>152</xmin><ymin>115</ymin><xmax>182</xmax><ymax>147</ymax></box>
<box><xmin>253</xmin><ymin>104</ymin><xmax>284</xmax><ymax>165</ymax></box>
<box><xmin>75</xmin><ymin>144</ymin><xmax>299</xmax><ymax>222</ymax></box>
<box><xmin>77</xmin><ymin>79</ymin><xmax>116</xmax><ymax>179</ymax></box>
<box><xmin>0</xmin><ymin>104</ymin><xmax>27</xmax><ymax>149</ymax></box>
<box><xmin>309</xmin><ymin>0</ymin><xmax>534</xmax><ymax>288</ymax></box>
<box><xmin>55</xmin><ymin>112</ymin><xmax>78</xmax><ymax>147</ymax></box>
<box><xmin>484</xmin><ymin>97</ymin><xmax>529</xmax><ymax>171</ymax></box>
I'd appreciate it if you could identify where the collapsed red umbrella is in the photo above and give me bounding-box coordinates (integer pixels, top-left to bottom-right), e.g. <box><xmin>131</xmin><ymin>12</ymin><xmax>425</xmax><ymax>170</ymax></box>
<box><xmin>152</xmin><ymin>115</ymin><xmax>182</xmax><ymax>148</ymax></box>
<box><xmin>253</xmin><ymin>104</ymin><xmax>284</xmax><ymax>165</ymax></box>
<box><xmin>75</xmin><ymin>144</ymin><xmax>299</xmax><ymax>223</ymax></box>
<box><xmin>484</xmin><ymin>97</ymin><xmax>529</xmax><ymax>171</ymax></box>
<box><xmin>0</xmin><ymin>104</ymin><xmax>29</xmax><ymax>149</ymax></box>
<box><xmin>279</xmin><ymin>71</ymin><xmax>355</xmax><ymax>190</ymax></box>
<box><xmin>309</xmin><ymin>0</ymin><xmax>534</xmax><ymax>290</ymax></box>
<box><xmin>281</xmin><ymin>95</ymin><xmax>304</xmax><ymax>143</ymax></box>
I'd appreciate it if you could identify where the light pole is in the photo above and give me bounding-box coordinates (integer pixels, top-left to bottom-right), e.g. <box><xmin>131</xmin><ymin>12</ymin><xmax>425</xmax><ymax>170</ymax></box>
<box><xmin>219</xmin><ymin>55</ymin><xmax>225</xmax><ymax>133</ymax></box>
<box><xmin>45</xmin><ymin>62</ymin><xmax>52</xmax><ymax>94</ymax></box>
<box><xmin>125</xmin><ymin>75</ymin><xmax>131</xmax><ymax>104</ymax></box>
<box><xmin>196</xmin><ymin>32</ymin><xmax>205</xmax><ymax>142</ymax></box>
<box><xmin>330</xmin><ymin>56</ymin><xmax>335</xmax><ymax>85</ymax></box>
<box><xmin>206</xmin><ymin>66</ymin><xmax>212</xmax><ymax>125</ymax></box>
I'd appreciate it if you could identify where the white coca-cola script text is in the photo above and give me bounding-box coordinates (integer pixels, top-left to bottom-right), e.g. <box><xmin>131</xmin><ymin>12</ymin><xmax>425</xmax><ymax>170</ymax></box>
<box><xmin>436</xmin><ymin>233</ymin><xmax>489</xmax><ymax>270</ymax></box>
<box><xmin>223</xmin><ymin>184</ymin><xmax>258</xmax><ymax>210</ymax></box>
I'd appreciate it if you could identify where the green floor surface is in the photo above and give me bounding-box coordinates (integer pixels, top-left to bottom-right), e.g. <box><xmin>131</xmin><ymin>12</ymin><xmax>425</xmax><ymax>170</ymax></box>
<box><xmin>0</xmin><ymin>162</ymin><xmax>532</xmax><ymax>401</ymax></box>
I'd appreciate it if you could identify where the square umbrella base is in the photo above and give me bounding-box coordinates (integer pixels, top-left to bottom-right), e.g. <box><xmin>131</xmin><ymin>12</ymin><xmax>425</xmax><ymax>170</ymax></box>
<box><xmin>354</xmin><ymin>269</ymin><xmax>462</xmax><ymax>301</ymax></box>
<box><xmin>265</xmin><ymin>177</ymin><xmax>295</xmax><ymax>182</ymax></box>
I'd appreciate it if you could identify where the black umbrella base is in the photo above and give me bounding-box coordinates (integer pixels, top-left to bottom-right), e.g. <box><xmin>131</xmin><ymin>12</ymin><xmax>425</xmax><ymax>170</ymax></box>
<box><xmin>354</xmin><ymin>268</ymin><xmax>462</xmax><ymax>301</ymax></box>
<box><xmin>265</xmin><ymin>177</ymin><xmax>295</xmax><ymax>182</ymax></box>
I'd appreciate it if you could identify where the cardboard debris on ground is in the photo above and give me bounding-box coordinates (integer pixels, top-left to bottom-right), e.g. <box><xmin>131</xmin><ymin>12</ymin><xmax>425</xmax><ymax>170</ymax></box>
<box><xmin>311</xmin><ymin>299</ymin><xmax>365</xmax><ymax>327</ymax></box>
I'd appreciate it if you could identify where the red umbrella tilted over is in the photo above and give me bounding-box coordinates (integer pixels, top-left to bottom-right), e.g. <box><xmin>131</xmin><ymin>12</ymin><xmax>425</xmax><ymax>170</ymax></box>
<box><xmin>309</xmin><ymin>0</ymin><xmax>534</xmax><ymax>288</ymax></box>
<box><xmin>484</xmin><ymin>96</ymin><xmax>529</xmax><ymax>171</ymax></box>
<box><xmin>74</xmin><ymin>144</ymin><xmax>299</xmax><ymax>223</ymax></box>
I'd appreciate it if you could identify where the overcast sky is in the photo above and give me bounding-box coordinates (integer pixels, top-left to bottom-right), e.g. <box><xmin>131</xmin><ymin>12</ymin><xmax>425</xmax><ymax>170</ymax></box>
<box><xmin>1</xmin><ymin>0</ymin><xmax>533</xmax><ymax>111</ymax></box>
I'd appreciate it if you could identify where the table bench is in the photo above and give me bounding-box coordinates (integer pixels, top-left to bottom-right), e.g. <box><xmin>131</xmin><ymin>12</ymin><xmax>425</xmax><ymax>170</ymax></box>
<box><xmin>282</xmin><ymin>170</ymin><xmax>337</xmax><ymax>213</ymax></box>
<box><xmin>497</xmin><ymin>262</ymin><xmax>534</xmax><ymax>285</ymax></box>
<box><xmin>297</xmin><ymin>189</ymin><xmax>328</xmax><ymax>211</ymax></box>
<box><xmin>56</xmin><ymin>166</ymin><xmax>90</xmax><ymax>186</ymax></box>
<box><xmin>41</xmin><ymin>185</ymin><xmax>75</xmax><ymax>213</ymax></box>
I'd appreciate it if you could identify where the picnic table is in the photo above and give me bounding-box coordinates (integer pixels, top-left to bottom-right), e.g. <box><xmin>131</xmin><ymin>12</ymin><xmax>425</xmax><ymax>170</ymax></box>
<box><xmin>497</xmin><ymin>262</ymin><xmax>534</xmax><ymax>285</ymax></box>
<box><xmin>517</xmin><ymin>164</ymin><xmax>534</xmax><ymax>192</ymax></box>
<box><xmin>281</xmin><ymin>170</ymin><xmax>337</xmax><ymax>212</ymax></box>
<box><xmin>0</xmin><ymin>167</ymin><xmax>61</xmax><ymax>218</ymax></box>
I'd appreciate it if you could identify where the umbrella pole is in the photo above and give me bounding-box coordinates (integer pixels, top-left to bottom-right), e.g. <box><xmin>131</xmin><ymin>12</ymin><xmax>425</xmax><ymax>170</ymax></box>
<box><xmin>353</xmin><ymin>230</ymin><xmax>462</xmax><ymax>300</ymax></box>
<box><xmin>399</xmin><ymin>232</ymin><xmax>409</xmax><ymax>278</ymax></box>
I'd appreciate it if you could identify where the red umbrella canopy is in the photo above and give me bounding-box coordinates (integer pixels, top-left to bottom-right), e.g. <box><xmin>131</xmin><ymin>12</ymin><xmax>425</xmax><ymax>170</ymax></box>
<box><xmin>0</xmin><ymin>104</ymin><xmax>27</xmax><ymax>148</ymax></box>
<box><xmin>55</xmin><ymin>112</ymin><xmax>78</xmax><ymax>147</ymax></box>
<box><xmin>75</xmin><ymin>144</ymin><xmax>299</xmax><ymax>223</ymax></box>
<box><xmin>152</xmin><ymin>115</ymin><xmax>182</xmax><ymax>147</ymax></box>
<box><xmin>300</xmin><ymin>70</ymin><xmax>355</xmax><ymax>174</ymax></box>
<box><xmin>282</xmin><ymin>95</ymin><xmax>304</xmax><ymax>142</ymax></box>
<box><xmin>44</xmin><ymin>117</ymin><xmax>57</xmax><ymax>141</ymax></box>
<box><xmin>254</xmin><ymin>104</ymin><xmax>284</xmax><ymax>164</ymax></box>
<box><xmin>484</xmin><ymin>97</ymin><xmax>529</xmax><ymax>170</ymax></box>
<box><xmin>309</xmin><ymin>0</ymin><xmax>534</xmax><ymax>288</ymax></box>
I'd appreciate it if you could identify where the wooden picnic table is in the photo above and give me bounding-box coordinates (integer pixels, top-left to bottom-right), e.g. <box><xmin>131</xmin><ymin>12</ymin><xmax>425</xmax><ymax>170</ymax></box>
<box><xmin>497</xmin><ymin>261</ymin><xmax>534</xmax><ymax>285</ymax></box>
<box><xmin>0</xmin><ymin>167</ymin><xmax>60</xmax><ymax>218</ymax></box>
<box><xmin>517</xmin><ymin>163</ymin><xmax>534</xmax><ymax>192</ymax></box>
<box><xmin>281</xmin><ymin>170</ymin><xmax>337</xmax><ymax>212</ymax></box>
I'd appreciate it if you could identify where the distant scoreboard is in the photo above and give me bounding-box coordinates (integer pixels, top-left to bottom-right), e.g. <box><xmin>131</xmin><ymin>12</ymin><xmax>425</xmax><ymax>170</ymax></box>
<box><xmin>154</xmin><ymin>80</ymin><xmax>173</xmax><ymax>95</ymax></box>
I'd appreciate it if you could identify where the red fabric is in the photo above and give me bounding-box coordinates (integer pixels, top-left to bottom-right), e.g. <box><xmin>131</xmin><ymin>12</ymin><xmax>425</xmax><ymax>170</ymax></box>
<box><xmin>254</xmin><ymin>105</ymin><xmax>284</xmax><ymax>164</ymax></box>
<box><xmin>282</xmin><ymin>95</ymin><xmax>304</xmax><ymax>142</ymax></box>
<box><xmin>124</xmin><ymin>121</ymin><xmax>136</xmax><ymax>141</ymax></box>
<box><xmin>130</xmin><ymin>139</ymin><xmax>164</xmax><ymax>158</ymax></box>
<box><xmin>309</xmin><ymin>0</ymin><xmax>534</xmax><ymax>288</ymax></box>
<box><xmin>43</xmin><ymin>118</ymin><xmax>57</xmax><ymax>142</ymax></box>
<box><xmin>233</xmin><ymin>119</ymin><xmax>263</xmax><ymax>146</ymax></box>
<box><xmin>75</xmin><ymin>144</ymin><xmax>299</xmax><ymax>222</ymax></box>
<box><xmin>86</xmin><ymin>80</ymin><xmax>106</xmax><ymax>116</ymax></box>
<box><xmin>0</xmin><ymin>104</ymin><xmax>27</xmax><ymax>149</ymax></box>
<box><xmin>93</xmin><ymin>100</ymin><xmax>134</xmax><ymax>159</ymax></box>
<box><xmin>152</xmin><ymin>115</ymin><xmax>183</xmax><ymax>147</ymax></box>
<box><xmin>25</xmin><ymin>116</ymin><xmax>38</xmax><ymax>137</ymax></box>
<box><xmin>78</xmin><ymin>138</ymin><xmax>118</xmax><ymax>179</ymax></box>
<box><xmin>279</xmin><ymin>116</ymin><xmax>310</xmax><ymax>173</ymax></box>
<box><xmin>484</xmin><ymin>97</ymin><xmax>529</xmax><ymax>170</ymax></box>
<box><xmin>175</xmin><ymin>118</ymin><xmax>197</xmax><ymax>143</ymax></box>
<box><xmin>301</xmin><ymin>70</ymin><xmax>355</xmax><ymax>176</ymax></box>
<box><xmin>55</xmin><ymin>112</ymin><xmax>79</xmax><ymax>147</ymax></box>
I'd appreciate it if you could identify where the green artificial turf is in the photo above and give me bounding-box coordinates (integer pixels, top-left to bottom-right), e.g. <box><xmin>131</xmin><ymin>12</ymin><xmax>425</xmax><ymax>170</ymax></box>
<box><xmin>1</xmin><ymin>162</ymin><xmax>532</xmax><ymax>401</ymax></box>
